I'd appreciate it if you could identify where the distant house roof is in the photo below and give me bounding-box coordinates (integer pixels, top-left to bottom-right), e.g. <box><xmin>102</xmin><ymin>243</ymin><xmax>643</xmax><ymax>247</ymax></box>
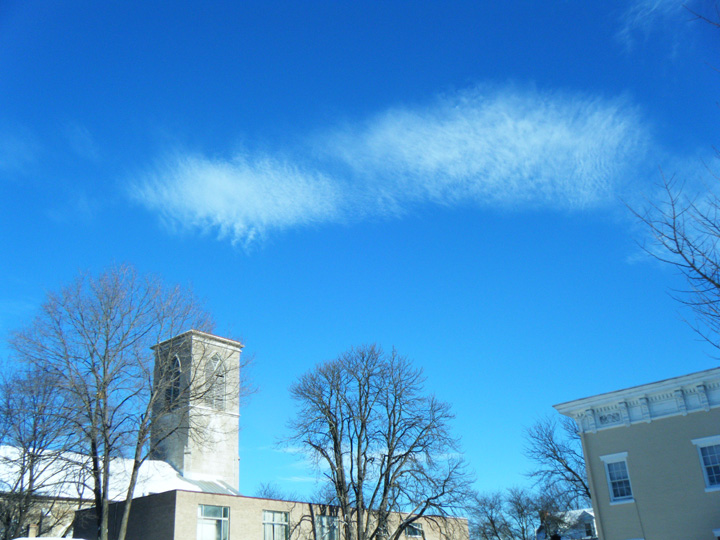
<box><xmin>558</xmin><ymin>508</ymin><xmax>593</xmax><ymax>522</ymax></box>
<box><xmin>536</xmin><ymin>507</ymin><xmax>595</xmax><ymax>540</ymax></box>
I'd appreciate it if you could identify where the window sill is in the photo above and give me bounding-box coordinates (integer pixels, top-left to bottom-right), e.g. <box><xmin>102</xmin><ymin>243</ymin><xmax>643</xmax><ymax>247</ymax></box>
<box><xmin>609</xmin><ymin>498</ymin><xmax>634</xmax><ymax>506</ymax></box>
<box><xmin>704</xmin><ymin>484</ymin><xmax>720</xmax><ymax>493</ymax></box>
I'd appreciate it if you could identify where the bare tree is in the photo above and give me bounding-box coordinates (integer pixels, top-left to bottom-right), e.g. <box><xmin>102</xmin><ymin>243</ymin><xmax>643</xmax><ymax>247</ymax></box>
<box><xmin>255</xmin><ymin>482</ymin><xmax>305</xmax><ymax>503</ymax></box>
<box><xmin>469</xmin><ymin>486</ymin><xmax>576</xmax><ymax>540</ymax></box>
<box><xmin>469</xmin><ymin>488</ymin><xmax>541</xmax><ymax>540</ymax></box>
<box><xmin>470</xmin><ymin>492</ymin><xmax>508</xmax><ymax>540</ymax></box>
<box><xmin>686</xmin><ymin>2</ymin><xmax>720</xmax><ymax>32</ymax></box>
<box><xmin>9</xmin><ymin>264</ymin><xmax>224</xmax><ymax>540</ymax></box>
<box><xmin>532</xmin><ymin>484</ymin><xmax>577</xmax><ymax>540</ymax></box>
<box><xmin>285</xmin><ymin>345</ymin><xmax>471</xmax><ymax>540</ymax></box>
<box><xmin>635</xmin><ymin>168</ymin><xmax>720</xmax><ymax>350</ymax></box>
<box><xmin>503</xmin><ymin>488</ymin><xmax>536</xmax><ymax>540</ymax></box>
<box><xmin>633</xmin><ymin>2</ymin><xmax>720</xmax><ymax>347</ymax></box>
<box><xmin>0</xmin><ymin>368</ymin><xmax>81</xmax><ymax>539</ymax></box>
<box><xmin>524</xmin><ymin>417</ymin><xmax>590</xmax><ymax>507</ymax></box>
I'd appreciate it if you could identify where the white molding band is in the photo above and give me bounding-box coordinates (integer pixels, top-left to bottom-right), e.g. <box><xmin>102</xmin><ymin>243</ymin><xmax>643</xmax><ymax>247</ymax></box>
<box><xmin>554</xmin><ymin>367</ymin><xmax>720</xmax><ymax>433</ymax></box>
<box><xmin>692</xmin><ymin>435</ymin><xmax>720</xmax><ymax>447</ymax></box>
<box><xmin>599</xmin><ymin>451</ymin><xmax>628</xmax><ymax>463</ymax></box>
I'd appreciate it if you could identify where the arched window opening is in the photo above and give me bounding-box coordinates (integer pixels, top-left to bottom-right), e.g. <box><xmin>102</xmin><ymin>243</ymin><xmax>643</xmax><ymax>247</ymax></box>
<box><xmin>166</xmin><ymin>356</ymin><xmax>181</xmax><ymax>408</ymax></box>
<box><xmin>205</xmin><ymin>354</ymin><xmax>226</xmax><ymax>411</ymax></box>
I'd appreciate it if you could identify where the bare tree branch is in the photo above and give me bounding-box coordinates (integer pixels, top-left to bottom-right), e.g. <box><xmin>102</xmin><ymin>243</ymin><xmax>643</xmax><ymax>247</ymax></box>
<box><xmin>524</xmin><ymin>417</ymin><xmax>590</xmax><ymax>507</ymax></box>
<box><xmin>285</xmin><ymin>345</ymin><xmax>472</xmax><ymax>540</ymax></box>
<box><xmin>633</xmin><ymin>159</ymin><xmax>720</xmax><ymax>350</ymax></box>
<box><xmin>8</xmin><ymin>264</ymin><xmax>245</xmax><ymax>540</ymax></box>
<box><xmin>469</xmin><ymin>485</ymin><xmax>581</xmax><ymax>540</ymax></box>
<box><xmin>0</xmin><ymin>368</ymin><xmax>79</xmax><ymax>539</ymax></box>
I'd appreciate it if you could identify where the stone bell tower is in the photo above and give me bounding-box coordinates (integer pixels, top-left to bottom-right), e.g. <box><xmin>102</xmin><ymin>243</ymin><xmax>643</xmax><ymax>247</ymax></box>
<box><xmin>150</xmin><ymin>329</ymin><xmax>242</xmax><ymax>490</ymax></box>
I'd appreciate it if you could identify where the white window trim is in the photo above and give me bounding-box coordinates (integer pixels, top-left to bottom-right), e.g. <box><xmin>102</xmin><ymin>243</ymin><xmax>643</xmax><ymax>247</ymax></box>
<box><xmin>600</xmin><ymin>452</ymin><xmax>634</xmax><ymax>504</ymax></box>
<box><xmin>405</xmin><ymin>523</ymin><xmax>423</xmax><ymax>538</ymax></box>
<box><xmin>692</xmin><ymin>435</ymin><xmax>720</xmax><ymax>492</ymax></box>
<box><xmin>198</xmin><ymin>504</ymin><xmax>230</xmax><ymax>540</ymax></box>
<box><xmin>263</xmin><ymin>510</ymin><xmax>290</xmax><ymax>540</ymax></box>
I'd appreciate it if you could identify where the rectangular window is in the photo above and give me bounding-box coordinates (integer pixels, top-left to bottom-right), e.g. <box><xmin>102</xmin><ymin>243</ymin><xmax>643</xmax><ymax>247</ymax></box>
<box><xmin>263</xmin><ymin>510</ymin><xmax>289</xmax><ymax>540</ymax></box>
<box><xmin>600</xmin><ymin>452</ymin><xmax>633</xmax><ymax>503</ymax></box>
<box><xmin>701</xmin><ymin>445</ymin><xmax>720</xmax><ymax>485</ymax></box>
<box><xmin>406</xmin><ymin>523</ymin><xmax>423</xmax><ymax>538</ymax></box>
<box><xmin>693</xmin><ymin>436</ymin><xmax>720</xmax><ymax>491</ymax></box>
<box><xmin>198</xmin><ymin>505</ymin><xmax>229</xmax><ymax>540</ymax></box>
<box><xmin>316</xmin><ymin>515</ymin><xmax>338</xmax><ymax>540</ymax></box>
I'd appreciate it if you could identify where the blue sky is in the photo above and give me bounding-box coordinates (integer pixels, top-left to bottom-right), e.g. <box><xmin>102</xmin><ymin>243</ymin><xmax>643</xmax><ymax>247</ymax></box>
<box><xmin>1</xmin><ymin>0</ymin><xmax>718</xmax><ymax>499</ymax></box>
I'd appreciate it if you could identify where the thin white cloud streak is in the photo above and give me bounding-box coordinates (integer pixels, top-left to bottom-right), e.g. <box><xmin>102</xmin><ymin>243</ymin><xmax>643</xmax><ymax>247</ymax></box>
<box><xmin>133</xmin><ymin>86</ymin><xmax>651</xmax><ymax>245</ymax></box>
<box><xmin>325</xmin><ymin>88</ymin><xmax>647</xmax><ymax>212</ymax></box>
<box><xmin>279</xmin><ymin>476</ymin><xmax>319</xmax><ymax>484</ymax></box>
<box><xmin>0</xmin><ymin>129</ymin><xmax>39</xmax><ymax>178</ymax></box>
<box><xmin>47</xmin><ymin>191</ymin><xmax>99</xmax><ymax>224</ymax></box>
<box><xmin>64</xmin><ymin>122</ymin><xmax>101</xmax><ymax>162</ymax></box>
<box><xmin>132</xmin><ymin>153</ymin><xmax>342</xmax><ymax>246</ymax></box>
<box><xmin>617</xmin><ymin>0</ymin><xmax>689</xmax><ymax>48</ymax></box>
<box><xmin>626</xmin><ymin>149</ymin><xmax>720</xmax><ymax>265</ymax></box>
<box><xmin>623</xmin><ymin>0</ymin><xmax>683</xmax><ymax>29</ymax></box>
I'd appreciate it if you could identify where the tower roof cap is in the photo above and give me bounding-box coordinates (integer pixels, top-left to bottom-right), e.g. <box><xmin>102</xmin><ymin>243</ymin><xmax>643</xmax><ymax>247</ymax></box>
<box><xmin>152</xmin><ymin>329</ymin><xmax>244</xmax><ymax>351</ymax></box>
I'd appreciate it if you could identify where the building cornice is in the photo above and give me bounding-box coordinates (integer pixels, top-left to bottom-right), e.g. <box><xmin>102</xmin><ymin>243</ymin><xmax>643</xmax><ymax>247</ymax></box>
<box><xmin>554</xmin><ymin>367</ymin><xmax>720</xmax><ymax>433</ymax></box>
<box><xmin>152</xmin><ymin>329</ymin><xmax>244</xmax><ymax>351</ymax></box>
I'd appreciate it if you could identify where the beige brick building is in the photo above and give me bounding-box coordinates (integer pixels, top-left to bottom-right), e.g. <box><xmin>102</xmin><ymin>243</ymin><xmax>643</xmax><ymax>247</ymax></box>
<box><xmin>555</xmin><ymin>367</ymin><xmax>720</xmax><ymax>540</ymax></box>
<box><xmin>73</xmin><ymin>491</ymin><xmax>468</xmax><ymax>540</ymax></box>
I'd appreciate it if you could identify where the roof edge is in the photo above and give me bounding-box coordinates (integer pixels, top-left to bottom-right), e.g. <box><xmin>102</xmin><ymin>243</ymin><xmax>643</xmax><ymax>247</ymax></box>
<box><xmin>554</xmin><ymin>366</ymin><xmax>720</xmax><ymax>415</ymax></box>
<box><xmin>152</xmin><ymin>329</ymin><xmax>244</xmax><ymax>350</ymax></box>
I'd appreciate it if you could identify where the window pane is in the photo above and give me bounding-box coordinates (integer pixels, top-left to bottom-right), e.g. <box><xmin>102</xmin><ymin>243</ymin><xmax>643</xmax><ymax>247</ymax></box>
<box><xmin>701</xmin><ymin>444</ymin><xmax>720</xmax><ymax>486</ymax></box>
<box><xmin>201</xmin><ymin>505</ymin><xmax>224</xmax><ymax>518</ymax></box>
<box><xmin>606</xmin><ymin>461</ymin><xmax>632</xmax><ymax>500</ymax></box>
<box><xmin>198</xmin><ymin>520</ymin><xmax>218</xmax><ymax>540</ymax></box>
<box><xmin>317</xmin><ymin>516</ymin><xmax>338</xmax><ymax>540</ymax></box>
<box><xmin>264</xmin><ymin>511</ymin><xmax>288</xmax><ymax>524</ymax></box>
<box><xmin>198</xmin><ymin>505</ymin><xmax>229</xmax><ymax>540</ymax></box>
<box><xmin>406</xmin><ymin>523</ymin><xmax>423</xmax><ymax>537</ymax></box>
<box><xmin>264</xmin><ymin>511</ymin><xmax>289</xmax><ymax>540</ymax></box>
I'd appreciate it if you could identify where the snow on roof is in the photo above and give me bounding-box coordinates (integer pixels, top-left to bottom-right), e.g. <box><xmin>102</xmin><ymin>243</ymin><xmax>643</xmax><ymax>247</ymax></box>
<box><xmin>559</xmin><ymin>508</ymin><xmax>593</xmax><ymax>523</ymax></box>
<box><xmin>0</xmin><ymin>445</ymin><xmax>238</xmax><ymax>502</ymax></box>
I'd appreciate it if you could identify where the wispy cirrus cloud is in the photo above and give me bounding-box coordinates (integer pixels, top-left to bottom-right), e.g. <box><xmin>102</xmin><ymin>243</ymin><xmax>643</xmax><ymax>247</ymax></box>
<box><xmin>279</xmin><ymin>476</ymin><xmax>319</xmax><ymax>484</ymax></box>
<box><xmin>132</xmin><ymin>152</ymin><xmax>342</xmax><ymax>246</ymax></box>
<box><xmin>64</xmin><ymin>122</ymin><xmax>101</xmax><ymax>162</ymax></box>
<box><xmin>0</xmin><ymin>128</ymin><xmax>40</xmax><ymax>179</ymax></box>
<box><xmin>132</xmin><ymin>86</ymin><xmax>652</xmax><ymax>246</ymax></box>
<box><xmin>617</xmin><ymin>0</ymin><xmax>691</xmax><ymax>49</ymax></box>
<box><xmin>323</xmin><ymin>87</ymin><xmax>646</xmax><ymax>212</ymax></box>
